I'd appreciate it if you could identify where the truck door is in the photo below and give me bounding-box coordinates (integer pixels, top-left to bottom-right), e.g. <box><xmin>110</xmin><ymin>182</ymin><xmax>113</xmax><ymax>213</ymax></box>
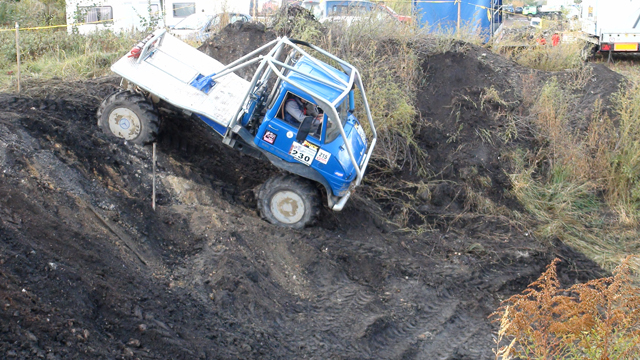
<box><xmin>255</xmin><ymin>91</ymin><xmax>324</xmax><ymax>167</ymax></box>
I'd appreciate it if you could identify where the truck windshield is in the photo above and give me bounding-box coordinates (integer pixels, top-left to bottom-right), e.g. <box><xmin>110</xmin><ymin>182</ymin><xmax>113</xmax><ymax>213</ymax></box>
<box><xmin>325</xmin><ymin>97</ymin><xmax>349</xmax><ymax>143</ymax></box>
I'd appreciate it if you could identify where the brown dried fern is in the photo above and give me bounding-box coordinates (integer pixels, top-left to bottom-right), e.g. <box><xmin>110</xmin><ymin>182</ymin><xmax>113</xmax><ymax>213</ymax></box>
<box><xmin>492</xmin><ymin>257</ymin><xmax>640</xmax><ymax>360</ymax></box>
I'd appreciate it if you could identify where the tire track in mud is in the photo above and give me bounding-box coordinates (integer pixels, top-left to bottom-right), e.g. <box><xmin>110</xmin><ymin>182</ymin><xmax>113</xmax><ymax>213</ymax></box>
<box><xmin>288</xmin><ymin>234</ymin><xmax>495</xmax><ymax>359</ymax></box>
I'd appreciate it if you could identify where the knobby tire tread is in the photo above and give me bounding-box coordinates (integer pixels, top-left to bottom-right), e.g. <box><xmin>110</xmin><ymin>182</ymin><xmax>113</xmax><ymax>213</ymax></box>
<box><xmin>97</xmin><ymin>90</ymin><xmax>160</xmax><ymax>145</ymax></box>
<box><xmin>257</xmin><ymin>174</ymin><xmax>320</xmax><ymax>229</ymax></box>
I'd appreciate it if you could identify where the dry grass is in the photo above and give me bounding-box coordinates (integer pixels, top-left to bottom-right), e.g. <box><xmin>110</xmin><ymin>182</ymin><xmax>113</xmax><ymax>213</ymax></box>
<box><xmin>493</xmin><ymin>257</ymin><xmax>640</xmax><ymax>360</ymax></box>
<box><xmin>497</xmin><ymin>29</ymin><xmax>585</xmax><ymax>71</ymax></box>
<box><xmin>507</xmin><ymin>68</ymin><xmax>640</xmax><ymax>272</ymax></box>
<box><xmin>0</xmin><ymin>30</ymin><xmax>137</xmax><ymax>91</ymax></box>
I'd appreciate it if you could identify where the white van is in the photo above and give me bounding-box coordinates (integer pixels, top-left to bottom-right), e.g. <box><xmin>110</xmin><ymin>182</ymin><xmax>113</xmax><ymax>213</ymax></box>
<box><xmin>301</xmin><ymin>0</ymin><xmax>378</xmax><ymax>25</ymax></box>
<box><xmin>66</xmin><ymin>0</ymin><xmax>163</xmax><ymax>34</ymax></box>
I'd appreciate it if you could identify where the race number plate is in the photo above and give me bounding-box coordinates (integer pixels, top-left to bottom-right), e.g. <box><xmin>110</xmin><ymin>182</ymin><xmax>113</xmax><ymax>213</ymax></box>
<box><xmin>290</xmin><ymin>142</ymin><xmax>318</xmax><ymax>166</ymax></box>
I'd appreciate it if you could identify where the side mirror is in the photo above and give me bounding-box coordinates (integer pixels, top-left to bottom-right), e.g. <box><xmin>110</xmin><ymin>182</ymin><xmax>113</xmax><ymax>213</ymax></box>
<box><xmin>296</xmin><ymin>116</ymin><xmax>314</xmax><ymax>143</ymax></box>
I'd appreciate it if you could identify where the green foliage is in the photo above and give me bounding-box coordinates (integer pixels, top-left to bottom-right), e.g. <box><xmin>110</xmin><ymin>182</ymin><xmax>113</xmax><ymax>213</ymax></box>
<box><xmin>607</xmin><ymin>83</ymin><xmax>640</xmax><ymax>216</ymax></box>
<box><xmin>135</xmin><ymin>0</ymin><xmax>163</xmax><ymax>33</ymax></box>
<box><xmin>507</xmin><ymin>75</ymin><xmax>640</xmax><ymax>272</ymax></box>
<box><xmin>321</xmin><ymin>15</ymin><xmax>425</xmax><ymax>174</ymax></box>
<box><xmin>0</xmin><ymin>30</ymin><xmax>137</xmax><ymax>89</ymax></box>
<box><xmin>271</xmin><ymin>11</ymin><xmax>324</xmax><ymax>43</ymax></box>
<box><xmin>0</xmin><ymin>0</ymin><xmax>66</xmax><ymax>27</ymax></box>
<box><xmin>500</xmin><ymin>37</ymin><xmax>584</xmax><ymax>71</ymax></box>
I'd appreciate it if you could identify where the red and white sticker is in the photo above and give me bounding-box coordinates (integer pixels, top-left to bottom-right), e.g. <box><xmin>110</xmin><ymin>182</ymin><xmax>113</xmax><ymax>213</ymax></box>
<box><xmin>263</xmin><ymin>131</ymin><xmax>277</xmax><ymax>144</ymax></box>
<box><xmin>315</xmin><ymin>149</ymin><xmax>331</xmax><ymax>164</ymax></box>
<box><xmin>289</xmin><ymin>142</ymin><xmax>318</xmax><ymax>166</ymax></box>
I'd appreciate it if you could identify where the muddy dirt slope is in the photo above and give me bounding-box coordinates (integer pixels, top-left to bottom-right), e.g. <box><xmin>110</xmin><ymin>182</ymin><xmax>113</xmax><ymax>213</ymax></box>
<box><xmin>0</xmin><ymin>69</ymin><xmax>604</xmax><ymax>360</ymax></box>
<box><xmin>1</xmin><ymin>21</ymin><xmax>620</xmax><ymax>360</ymax></box>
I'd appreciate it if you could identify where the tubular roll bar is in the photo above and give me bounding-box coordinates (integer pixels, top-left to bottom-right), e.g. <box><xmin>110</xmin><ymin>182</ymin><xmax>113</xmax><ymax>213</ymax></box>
<box><xmin>136</xmin><ymin>31</ymin><xmax>377</xmax><ymax>211</ymax></box>
<box><xmin>215</xmin><ymin>36</ymin><xmax>377</xmax><ymax>211</ymax></box>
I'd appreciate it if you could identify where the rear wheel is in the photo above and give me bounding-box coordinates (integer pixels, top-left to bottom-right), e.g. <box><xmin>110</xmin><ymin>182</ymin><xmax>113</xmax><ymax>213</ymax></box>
<box><xmin>257</xmin><ymin>174</ymin><xmax>320</xmax><ymax>229</ymax></box>
<box><xmin>97</xmin><ymin>90</ymin><xmax>160</xmax><ymax>145</ymax></box>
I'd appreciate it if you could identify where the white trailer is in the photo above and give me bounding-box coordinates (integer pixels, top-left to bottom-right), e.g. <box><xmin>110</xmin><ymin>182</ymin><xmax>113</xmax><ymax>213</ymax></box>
<box><xmin>163</xmin><ymin>0</ymin><xmax>254</xmax><ymax>28</ymax></box>
<box><xmin>581</xmin><ymin>0</ymin><xmax>640</xmax><ymax>53</ymax></box>
<box><xmin>66</xmin><ymin>0</ymin><xmax>163</xmax><ymax>34</ymax></box>
<box><xmin>67</xmin><ymin>0</ymin><xmax>255</xmax><ymax>33</ymax></box>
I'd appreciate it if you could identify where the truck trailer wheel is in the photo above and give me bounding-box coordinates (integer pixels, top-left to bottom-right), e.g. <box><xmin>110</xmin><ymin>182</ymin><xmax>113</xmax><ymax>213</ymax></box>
<box><xmin>257</xmin><ymin>174</ymin><xmax>320</xmax><ymax>229</ymax></box>
<box><xmin>97</xmin><ymin>90</ymin><xmax>160</xmax><ymax>145</ymax></box>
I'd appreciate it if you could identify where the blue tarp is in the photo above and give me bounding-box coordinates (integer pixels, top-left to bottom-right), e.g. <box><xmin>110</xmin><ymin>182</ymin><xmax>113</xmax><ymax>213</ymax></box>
<box><xmin>412</xmin><ymin>0</ymin><xmax>502</xmax><ymax>39</ymax></box>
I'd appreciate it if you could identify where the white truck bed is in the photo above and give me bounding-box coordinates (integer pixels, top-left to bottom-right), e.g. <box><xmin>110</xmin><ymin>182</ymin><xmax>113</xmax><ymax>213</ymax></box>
<box><xmin>111</xmin><ymin>32</ymin><xmax>250</xmax><ymax>129</ymax></box>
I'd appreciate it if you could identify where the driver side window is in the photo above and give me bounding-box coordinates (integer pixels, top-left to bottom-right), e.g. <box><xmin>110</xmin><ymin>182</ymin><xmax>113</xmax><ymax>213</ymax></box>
<box><xmin>277</xmin><ymin>92</ymin><xmax>323</xmax><ymax>141</ymax></box>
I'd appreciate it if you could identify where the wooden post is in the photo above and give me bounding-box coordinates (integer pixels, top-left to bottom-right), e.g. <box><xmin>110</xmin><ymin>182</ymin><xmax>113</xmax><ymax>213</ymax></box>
<box><xmin>152</xmin><ymin>142</ymin><xmax>156</xmax><ymax>211</ymax></box>
<box><xmin>15</xmin><ymin>22</ymin><xmax>20</xmax><ymax>94</ymax></box>
<box><xmin>457</xmin><ymin>0</ymin><xmax>461</xmax><ymax>33</ymax></box>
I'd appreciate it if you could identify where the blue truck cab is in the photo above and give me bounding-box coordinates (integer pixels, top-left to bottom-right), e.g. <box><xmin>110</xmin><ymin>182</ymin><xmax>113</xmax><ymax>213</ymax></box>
<box><xmin>254</xmin><ymin>55</ymin><xmax>368</xmax><ymax>199</ymax></box>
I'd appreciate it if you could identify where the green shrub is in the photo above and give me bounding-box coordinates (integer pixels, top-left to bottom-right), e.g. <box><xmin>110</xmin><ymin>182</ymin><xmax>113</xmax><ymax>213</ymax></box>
<box><xmin>0</xmin><ymin>29</ymin><xmax>137</xmax><ymax>89</ymax></box>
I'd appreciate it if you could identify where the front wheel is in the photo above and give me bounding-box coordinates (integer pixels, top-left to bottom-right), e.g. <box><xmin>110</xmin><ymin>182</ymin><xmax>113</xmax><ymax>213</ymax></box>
<box><xmin>257</xmin><ymin>174</ymin><xmax>320</xmax><ymax>229</ymax></box>
<box><xmin>97</xmin><ymin>90</ymin><xmax>160</xmax><ymax>145</ymax></box>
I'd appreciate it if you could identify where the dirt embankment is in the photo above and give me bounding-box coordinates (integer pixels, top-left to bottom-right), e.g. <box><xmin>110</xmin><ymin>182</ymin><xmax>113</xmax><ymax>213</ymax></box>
<box><xmin>0</xmin><ymin>25</ymin><xmax>620</xmax><ymax>360</ymax></box>
<box><xmin>413</xmin><ymin>43</ymin><xmax>623</xmax><ymax>216</ymax></box>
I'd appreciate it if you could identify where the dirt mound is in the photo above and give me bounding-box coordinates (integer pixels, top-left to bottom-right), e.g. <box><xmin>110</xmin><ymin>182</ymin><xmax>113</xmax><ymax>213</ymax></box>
<box><xmin>411</xmin><ymin>43</ymin><xmax>624</xmax><ymax>215</ymax></box>
<box><xmin>198</xmin><ymin>22</ymin><xmax>277</xmax><ymax>80</ymax></box>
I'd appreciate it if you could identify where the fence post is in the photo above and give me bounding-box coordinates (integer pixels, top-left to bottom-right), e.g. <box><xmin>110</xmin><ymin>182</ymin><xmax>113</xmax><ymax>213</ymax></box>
<box><xmin>15</xmin><ymin>22</ymin><xmax>21</xmax><ymax>94</ymax></box>
<box><xmin>457</xmin><ymin>0</ymin><xmax>461</xmax><ymax>33</ymax></box>
<box><xmin>152</xmin><ymin>142</ymin><xmax>156</xmax><ymax>211</ymax></box>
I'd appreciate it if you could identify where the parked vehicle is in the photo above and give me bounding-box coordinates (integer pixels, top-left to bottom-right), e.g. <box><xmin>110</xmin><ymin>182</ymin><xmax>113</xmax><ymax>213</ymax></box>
<box><xmin>530</xmin><ymin>17</ymin><xmax>542</xmax><ymax>29</ymax></box>
<box><xmin>523</xmin><ymin>4</ymin><xmax>563</xmax><ymax>19</ymax></box>
<box><xmin>502</xmin><ymin>4</ymin><xmax>514</xmax><ymax>19</ymax></box>
<box><xmin>377</xmin><ymin>3</ymin><xmax>411</xmax><ymax>24</ymax></box>
<box><xmin>515</xmin><ymin>7</ymin><xmax>523</xmax><ymax>14</ymax></box>
<box><xmin>581</xmin><ymin>0</ymin><xmax>640</xmax><ymax>55</ymax></box>
<box><xmin>163</xmin><ymin>0</ymin><xmax>253</xmax><ymax>28</ymax></box>
<box><xmin>98</xmin><ymin>30</ymin><xmax>377</xmax><ymax>228</ymax></box>
<box><xmin>66</xmin><ymin>0</ymin><xmax>163</xmax><ymax>34</ymax></box>
<box><xmin>171</xmin><ymin>12</ymin><xmax>252</xmax><ymax>41</ymax></box>
<box><xmin>302</xmin><ymin>0</ymin><xmax>378</xmax><ymax>24</ymax></box>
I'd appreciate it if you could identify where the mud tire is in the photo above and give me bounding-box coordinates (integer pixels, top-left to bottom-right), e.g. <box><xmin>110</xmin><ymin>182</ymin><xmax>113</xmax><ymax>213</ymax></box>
<box><xmin>97</xmin><ymin>90</ymin><xmax>160</xmax><ymax>145</ymax></box>
<box><xmin>257</xmin><ymin>174</ymin><xmax>320</xmax><ymax>229</ymax></box>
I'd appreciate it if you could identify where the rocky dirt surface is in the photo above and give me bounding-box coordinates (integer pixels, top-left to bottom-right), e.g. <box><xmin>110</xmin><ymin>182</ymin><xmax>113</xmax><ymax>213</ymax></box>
<box><xmin>0</xmin><ymin>29</ymin><xmax>619</xmax><ymax>360</ymax></box>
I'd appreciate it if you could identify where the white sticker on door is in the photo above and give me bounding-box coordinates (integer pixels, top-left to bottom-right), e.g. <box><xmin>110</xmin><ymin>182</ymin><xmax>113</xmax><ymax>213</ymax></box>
<box><xmin>315</xmin><ymin>149</ymin><xmax>331</xmax><ymax>165</ymax></box>
<box><xmin>289</xmin><ymin>142</ymin><xmax>318</xmax><ymax>166</ymax></box>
